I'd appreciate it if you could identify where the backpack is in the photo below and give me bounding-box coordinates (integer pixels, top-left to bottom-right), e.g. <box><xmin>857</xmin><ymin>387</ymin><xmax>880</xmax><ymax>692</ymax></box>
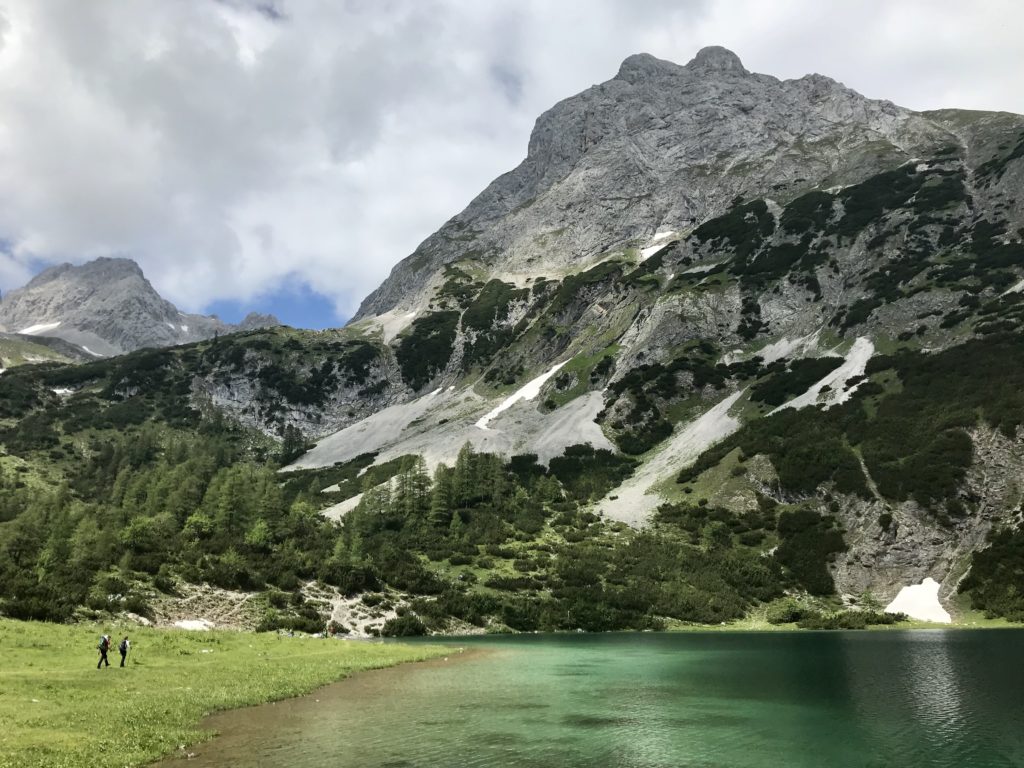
<box><xmin>98</xmin><ymin>636</ymin><xmax>109</xmax><ymax>652</ymax></box>
<box><xmin>119</xmin><ymin>639</ymin><xmax>128</xmax><ymax>653</ymax></box>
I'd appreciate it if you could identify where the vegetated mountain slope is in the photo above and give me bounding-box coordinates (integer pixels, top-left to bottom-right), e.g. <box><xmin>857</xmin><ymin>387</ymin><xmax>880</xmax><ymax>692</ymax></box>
<box><xmin>297</xmin><ymin>47</ymin><xmax>1024</xmax><ymax>617</ymax></box>
<box><xmin>3</xmin><ymin>48</ymin><xmax>1024</xmax><ymax>631</ymax></box>
<box><xmin>0</xmin><ymin>257</ymin><xmax>279</xmax><ymax>356</ymax></box>
<box><xmin>0</xmin><ymin>331</ymin><xmax>794</xmax><ymax>634</ymax></box>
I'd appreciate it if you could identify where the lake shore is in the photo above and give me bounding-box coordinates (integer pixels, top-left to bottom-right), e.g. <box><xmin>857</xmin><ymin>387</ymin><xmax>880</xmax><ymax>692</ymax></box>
<box><xmin>0</xmin><ymin>618</ymin><xmax>450</xmax><ymax>768</ymax></box>
<box><xmin>175</xmin><ymin>645</ymin><xmax>487</xmax><ymax>766</ymax></box>
<box><xmin>144</xmin><ymin>629</ymin><xmax>1024</xmax><ymax>768</ymax></box>
<box><xmin>2</xmin><ymin>612</ymin><xmax>1017</xmax><ymax>767</ymax></box>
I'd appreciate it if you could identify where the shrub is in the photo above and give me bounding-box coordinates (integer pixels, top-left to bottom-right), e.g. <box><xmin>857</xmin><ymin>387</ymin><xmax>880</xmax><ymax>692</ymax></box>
<box><xmin>381</xmin><ymin>614</ymin><xmax>428</xmax><ymax>637</ymax></box>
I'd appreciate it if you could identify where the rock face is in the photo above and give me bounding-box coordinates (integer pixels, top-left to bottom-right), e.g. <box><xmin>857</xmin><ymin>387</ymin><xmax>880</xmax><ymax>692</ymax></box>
<box><xmin>290</xmin><ymin>46</ymin><xmax>1024</xmax><ymax>615</ymax></box>
<box><xmin>354</xmin><ymin>47</ymin><xmax>952</xmax><ymax>320</ymax></box>
<box><xmin>0</xmin><ymin>257</ymin><xmax>279</xmax><ymax>355</ymax></box>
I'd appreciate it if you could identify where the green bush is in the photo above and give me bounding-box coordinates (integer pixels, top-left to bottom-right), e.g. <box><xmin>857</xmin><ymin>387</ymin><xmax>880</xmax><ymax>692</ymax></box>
<box><xmin>774</xmin><ymin>508</ymin><xmax>847</xmax><ymax>595</ymax></box>
<box><xmin>395</xmin><ymin>312</ymin><xmax>459</xmax><ymax>390</ymax></box>
<box><xmin>381</xmin><ymin>614</ymin><xmax>428</xmax><ymax>637</ymax></box>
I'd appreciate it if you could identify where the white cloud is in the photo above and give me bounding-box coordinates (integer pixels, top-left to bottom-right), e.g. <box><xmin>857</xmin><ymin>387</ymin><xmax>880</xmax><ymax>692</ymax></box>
<box><xmin>0</xmin><ymin>0</ymin><xmax>1020</xmax><ymax>321</ymax></box>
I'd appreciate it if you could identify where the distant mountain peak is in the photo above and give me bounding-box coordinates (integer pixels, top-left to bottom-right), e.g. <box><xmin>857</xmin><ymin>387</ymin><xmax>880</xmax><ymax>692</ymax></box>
<box><xmin>26</xmin><ymin>256</ymin><xmax>144</xmax><ymax>288</ymax></box>
<box><xmin>0</xmin><ymin>257</ymin><xmax>280</xmax><ymax>355</ymax></box>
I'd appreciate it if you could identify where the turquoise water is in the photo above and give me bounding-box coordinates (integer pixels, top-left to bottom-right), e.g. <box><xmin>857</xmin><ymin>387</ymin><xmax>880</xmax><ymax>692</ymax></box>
<box><xmin>186</xmin><ymin>631</ymin><xmax>1024</xmax><ymax>767</ymax></box>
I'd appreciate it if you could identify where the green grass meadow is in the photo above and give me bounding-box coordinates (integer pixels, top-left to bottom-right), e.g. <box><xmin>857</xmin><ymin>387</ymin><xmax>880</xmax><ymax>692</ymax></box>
<box><xmin>0</xmin><ymin>619</ymin><xmax>448</xmax><ymax>768</ymax></box>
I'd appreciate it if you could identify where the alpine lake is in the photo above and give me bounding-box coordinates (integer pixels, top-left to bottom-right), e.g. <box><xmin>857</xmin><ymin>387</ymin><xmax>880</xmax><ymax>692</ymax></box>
<box><xmin>175</xmin><ymin>630</ymin><xmax>1024</xmax><ymax>767</ymax></box>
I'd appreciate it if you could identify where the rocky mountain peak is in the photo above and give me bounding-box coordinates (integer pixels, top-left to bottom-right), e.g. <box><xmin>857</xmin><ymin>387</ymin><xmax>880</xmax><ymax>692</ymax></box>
<box><xmin>0</xmin><ymin>257</ymin><xmax>280</xmax><ymax>356</ymax></box>
<box><xmin>614</xmin><ymin>52</ymin><xmax>682</xmax><ymax>83</ymax></box>
<box><xmin>685</xmin><ymin>45</ymin><xmax>747</xmax><ymax>75</ymax></box>
<box><xmin>26</xmin><ymin>256</ymin><xmax>144</xmax><ymax>289</ymax></box>
<box><xmin>353</xmin><ymin>46</ymin><xmax>956</xmax><ymax>321</ymax></box>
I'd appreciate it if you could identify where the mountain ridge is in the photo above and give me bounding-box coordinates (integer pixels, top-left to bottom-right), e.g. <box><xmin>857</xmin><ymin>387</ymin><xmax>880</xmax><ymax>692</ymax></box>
<box><xmin>0</xmin><ymin>256</ymin><xmax>279</xmax><ymax>357</ymax></box>
<box><xmin>352</xmin><ymin>47</ymin><xmax>958</xmax><ymax>324</ymax></box>
<box><xmin>2</xmin><ymin>47</ymin><xmax>1024</xmax><ymax>633</ymax></box>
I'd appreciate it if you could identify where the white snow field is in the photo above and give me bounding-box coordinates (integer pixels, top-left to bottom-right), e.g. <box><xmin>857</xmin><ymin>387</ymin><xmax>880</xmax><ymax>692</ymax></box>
<box><xmin>885</xmin><ymin>578</ymin><xmax>951</xmax><ymax>623</ymax></box>
<box><xmin>639</xmin><ymin>230</ymin><xmax>678</xmax><ymax>261</ymax></box>
<box><xmin>598</xmin><ymin>390</ymin><xmax>745</xmax><ymax>526</ymax></box>
<box><xmin>173</xmin><ymin>619</ymin><xmax>215</xmax><ymax>631</ymax></box>
<box><xmin>18</xmin><ymin>321</ymin><xmax>61</xmax><ymax>335</ymax></box>
<box><xmin>771</xmin><ymin>337</ymin><xmax>874</xmax><ymax>413</ymax></box>
<box><xmin>720</xmin><ymin>328</ymin><xmax>824</xmax><ymax>366</ymax></box>
<box><xmin>757</xmin><ymin>329</ymin><xmax>824</xmax><ymax>364</ymax></box>
<box><xmin>1001</xmin><ymin>277</ymin><xmax>1024</xmax><ymax>296</ymax></box>
<box><xmin>476</xmin><ymin>360</ymin><xmax>568</xmax><ymax>430</ymax></box>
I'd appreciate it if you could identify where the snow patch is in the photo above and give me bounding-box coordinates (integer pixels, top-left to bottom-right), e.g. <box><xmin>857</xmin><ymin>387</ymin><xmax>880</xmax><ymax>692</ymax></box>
<box><xmin>885</xmin><ymin>578</ymin><xmax>951</xmax><ymax>623</ymax></box>
<box><xmin>640</xmin><ymin>230</ymin><xmax>678</xmax><ymax>261</ymax></box>
<box><xmin>475</xmin><ymin>361</ymin><xmax>568</xmax><ymax>431</ymax></box>
<box><xmin>180</xmin><ymin>324</ymin><xmax>189</xmax><ymax>333</ymax></box>
<box><xmin>51</xmin><ymin>388</ymin><xmax>74</xmax><ymax>396</ymax></box>
<box><xmin>771</xmin><ymin>337</ymin><xmax>874</xmax><ymax>413</ymax></box>
<box><xmin>19</xmin><ymin>321</ymin><xmax>61</xmax><ymax>335</ymax></box>
<box><xmin>81</xmin><ymin>346</ymin><xmax>104</xmax><ymax>358</ymax></box>
<box><xmin>173</xmin><ymin>619</ymin><xmax>215</xmax><ymax>631</ymax></box>
<box><xmin>680</xmin><ymin>261</ymin><xmax>724</xmax><ymax>275</ymax></box>
<box><xmin>756</xmin><ymin>329</ymin><xmax>824</xmax><ymax>365</ymax></box>
<box><xmin>1000</xmin><ymin>278</ymin><xmax>1024</xmax><ymax>297</ymax></box>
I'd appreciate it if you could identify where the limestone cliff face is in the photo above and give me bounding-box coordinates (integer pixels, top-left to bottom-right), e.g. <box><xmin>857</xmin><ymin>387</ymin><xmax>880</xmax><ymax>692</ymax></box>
<box><xmin>0</xmin><ymin>257</ymin><xmax>278</xmax><ymax>355</ymax></box>
<box><xmin>304</xmin><ymin>47</ymin><xmax>1024</xmax><ymax>613</ymax></box>
<box><xmin>354</xmin><ymin>47</ymin><xmax>955</xmax><ymax>320</ymax></box>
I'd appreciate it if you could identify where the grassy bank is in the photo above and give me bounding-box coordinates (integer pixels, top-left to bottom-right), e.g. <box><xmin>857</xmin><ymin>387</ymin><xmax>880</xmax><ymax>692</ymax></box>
<box><xmin>0</xmin><ymin>619</ymin><xmax>449</xmax><ymax>768</ymax></box>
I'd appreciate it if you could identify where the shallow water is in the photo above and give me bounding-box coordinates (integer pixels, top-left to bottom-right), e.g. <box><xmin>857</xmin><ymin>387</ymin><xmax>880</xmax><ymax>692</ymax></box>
<box><xmin>183</xmin><ymin>630</ymin><xmax>1024</xmax><ymax>767</ymax></box>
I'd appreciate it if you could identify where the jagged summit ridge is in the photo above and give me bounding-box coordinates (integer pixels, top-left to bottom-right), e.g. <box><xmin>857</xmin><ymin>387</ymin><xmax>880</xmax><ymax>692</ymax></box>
<box><xmin>616</xmin><ymin>47</ymin><xmax>747</xmax><ymax>84</ymax></box>
<box><xmin>354</xmin><ymin>46</ymin><xmax>952</xmax><ymax>321</ymax></box>
<box><xmin>25</xmin><ymin>256</ymin><xmax>145</xmax><ymax>289</ymax></box>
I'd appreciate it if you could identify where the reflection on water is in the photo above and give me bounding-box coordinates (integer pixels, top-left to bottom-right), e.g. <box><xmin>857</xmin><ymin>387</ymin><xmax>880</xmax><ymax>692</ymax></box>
<box><xmin>178</xmin><ymin>631</ymin><xmax>1024</xmax><ymax>768</ymax></box>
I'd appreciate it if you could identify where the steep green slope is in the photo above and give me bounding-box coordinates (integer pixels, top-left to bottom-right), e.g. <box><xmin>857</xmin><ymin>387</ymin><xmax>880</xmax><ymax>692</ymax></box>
<box><xmin>0</xmin><ymin>344</ymin><xmax>808</xmax><ymax>631</ymax></box>
<box><xmin>3</xmin><ymin>107</ymin><xmax>1024</xmax><ymax>629</ymax></box>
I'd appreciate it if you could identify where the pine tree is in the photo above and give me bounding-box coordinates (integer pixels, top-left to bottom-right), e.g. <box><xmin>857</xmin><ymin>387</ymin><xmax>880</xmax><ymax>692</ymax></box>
<box><xmin>452</xmin><ymin>443</ymin><xmax>476</xmax><ymax>507</ymax></box>
<box><xmin>429</xmin><ymin>464</ymin><xmax>454</xmax><ymax>527</ymax></box>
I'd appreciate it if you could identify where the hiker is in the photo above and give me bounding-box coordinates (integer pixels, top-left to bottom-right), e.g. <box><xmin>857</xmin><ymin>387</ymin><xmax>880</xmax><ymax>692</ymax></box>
<box><xmin>97</xmin><ymin>634</ymin><xmax>111</xmax><ymax>669</ymax></box>
<box><xmin>118</xmin><ymin>636</ymin><xmax>131</xmax><ymax>667</ymax></box>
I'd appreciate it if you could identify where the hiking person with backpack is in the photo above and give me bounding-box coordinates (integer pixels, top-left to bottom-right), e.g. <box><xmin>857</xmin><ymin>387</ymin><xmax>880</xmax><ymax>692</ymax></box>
<box><xmin>118</xmin><ymin>636</ymin><xmax>130</xmax><ymax>667</ymax></box>
<box><xmin>96</xmin><ymin>634</ymin><xmax>111</xmax><ymax>669</ymax></box>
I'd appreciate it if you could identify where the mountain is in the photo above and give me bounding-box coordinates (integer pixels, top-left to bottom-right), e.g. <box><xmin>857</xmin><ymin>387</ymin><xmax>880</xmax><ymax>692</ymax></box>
<box><xmin>0</xmin><ymin>331</ymin><xmax>94</xmax><ymax>371</ymax></box>
<box><xmin>2</xmin><ymin>47</ymin><xmax>1024</xmax><ymax>633</ymax></box>
<box><xmin>0</xmin><ymin>257</ymin><xmax>279</xmax><ymax>356</ymax></box>
<box><xmin>355</xmin><ymin>46</ymin><xmax>957</xmax><ymax>322</ymax></box>
<box><xmin>316</xmin><ymin>47</ymin><xmax>1024</xmax><ymax>615</ymax></box>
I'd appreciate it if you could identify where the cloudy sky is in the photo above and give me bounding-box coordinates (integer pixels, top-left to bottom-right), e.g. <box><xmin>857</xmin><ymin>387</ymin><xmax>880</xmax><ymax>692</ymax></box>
<box><xmin>0</xmin><ymin>0</ymin><xmax>1021</xmax><ymax>327</ymax></box>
